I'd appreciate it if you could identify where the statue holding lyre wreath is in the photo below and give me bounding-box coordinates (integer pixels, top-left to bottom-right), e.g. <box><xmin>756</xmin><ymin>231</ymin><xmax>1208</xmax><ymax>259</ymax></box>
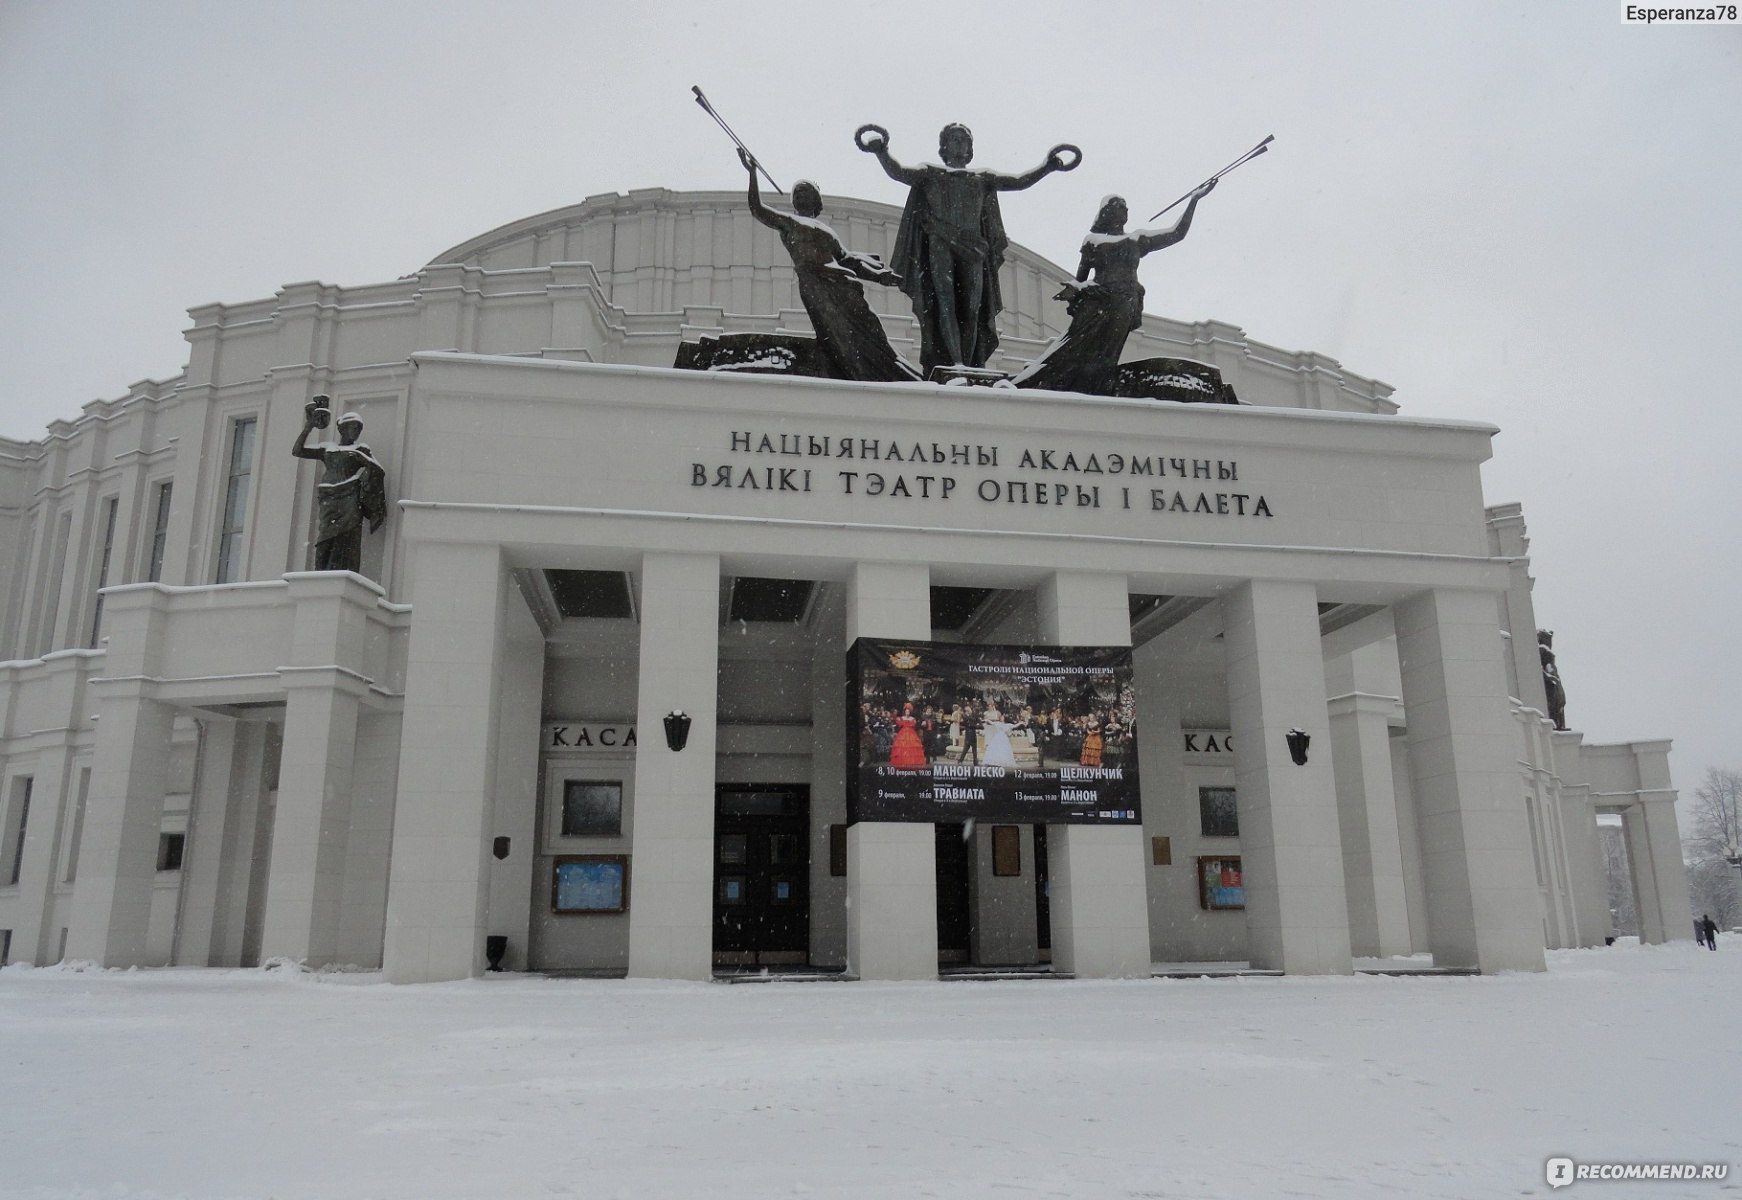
<box><xmin>854</xmin><ymin>122</ymin><xmax>1081</xmax><ymax>377</ymax></box>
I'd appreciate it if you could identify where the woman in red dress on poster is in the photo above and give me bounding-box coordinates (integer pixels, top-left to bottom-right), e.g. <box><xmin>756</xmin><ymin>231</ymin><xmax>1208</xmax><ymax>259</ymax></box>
<box><xmin>889</xmin><ymin>702</ymin><xmax>929</xmax><ymax>768</ymax></box>
<box><xmin>1078</xmin><ymin>715</ymin><xmax>1105</xmax><ymax>767</ymax></box>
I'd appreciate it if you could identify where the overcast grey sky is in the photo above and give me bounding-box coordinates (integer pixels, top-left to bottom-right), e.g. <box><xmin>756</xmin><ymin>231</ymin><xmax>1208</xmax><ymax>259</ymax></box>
<box><xmin>2</xmin><ymin>1</ymin><xmax>1737</xmax><ymax>802</ymax></box>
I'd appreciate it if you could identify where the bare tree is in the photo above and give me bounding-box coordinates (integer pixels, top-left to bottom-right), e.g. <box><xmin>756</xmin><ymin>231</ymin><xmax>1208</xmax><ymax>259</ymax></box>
<box><xmin>1687</xmin><ymin>857</ymin><xmax>1740</xmax><ymax>930</ymax></box>
<box><xmin>1683</xmin><ymin>766</ymin><xmax>1742</xmax><ymax>930</ymax></box>
<box><xmin>1600</xmin><ymin>821</ymin><xmax>1636</xmax><ymax>937</ymax></box>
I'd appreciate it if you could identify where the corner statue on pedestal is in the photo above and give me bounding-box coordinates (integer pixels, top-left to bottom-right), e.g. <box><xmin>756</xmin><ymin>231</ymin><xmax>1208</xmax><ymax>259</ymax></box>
<box><xmin>1538</xmin><ymin>629</ymin><xmax>1569</xmax><ymax>731</ymax></box>
<box><xmin>292</xmin><ymin>397</ymin><xmax>387</xmax><ymax>575</ymax></box>
<box><xmin>739</xmin><ymin>148</ymin><xmax>920</xmax><ymax>383</ymax></box>
<box><xmin>856</xmin><ymin>122</ymin><xmax>1080</xmax><ymax>377</ymax></box>
<box><xmin>1014</xmin><ymin>182</ymin><xmax>1215</xmax><ymax>396</ymax></box>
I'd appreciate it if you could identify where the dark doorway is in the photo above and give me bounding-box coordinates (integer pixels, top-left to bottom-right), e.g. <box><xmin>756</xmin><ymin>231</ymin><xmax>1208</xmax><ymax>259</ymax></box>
<box><xmin>1034</xmin><ymin>824</ymin><xmax>1053</xmax><ymax>959</ymax></box>
<box><xmin>714</xmin><ymin>786</ymin><xmax>810</xmax><ymax>967</ymax></box>
<box><xmin>935</xmin><ymin>822</ymin><xmax>972</xmax><ymax>964</ymax></box>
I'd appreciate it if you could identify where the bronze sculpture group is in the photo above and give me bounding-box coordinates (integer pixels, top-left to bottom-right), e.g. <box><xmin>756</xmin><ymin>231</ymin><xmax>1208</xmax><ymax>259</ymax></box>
<box><xmin>731</xmin><ymin>117</ymin><xmax>1244</xmax><ymax>395</ymax></box>
<box><xmin>293</xmin><ymin>115</ymin><xmax>1256</xmax><ymax>574</ymax></box>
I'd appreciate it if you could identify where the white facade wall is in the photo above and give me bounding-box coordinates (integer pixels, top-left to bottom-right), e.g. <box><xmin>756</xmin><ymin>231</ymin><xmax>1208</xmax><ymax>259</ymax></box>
<box><xmin>0</xmin><ymin>190</ymin><xmax>1682</xmax><ymax>981</ymax></box>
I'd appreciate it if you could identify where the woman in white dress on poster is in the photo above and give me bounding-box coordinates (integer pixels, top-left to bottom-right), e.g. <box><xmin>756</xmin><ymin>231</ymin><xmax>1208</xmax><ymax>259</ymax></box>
<box><xmin>980</xmin><ymin>706</ymin><xmax>1019</xmax><ymax>769</ymax></box>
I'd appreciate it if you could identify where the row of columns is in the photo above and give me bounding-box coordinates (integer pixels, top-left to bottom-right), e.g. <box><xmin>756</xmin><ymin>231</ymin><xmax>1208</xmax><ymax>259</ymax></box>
<box><xmin>64</xmin><ymin>574</ymin><xmax>397</xmax><ymax>969</ymax></box>
<box><xmin>375</xmin><ymin>547</ymin><xmax>1553</xmax><ymax>982</ymax></box>
<box><xmin>52</xmin><ymin>547</ymin><xmax>1552</xmax><ymax>981</ymax></box>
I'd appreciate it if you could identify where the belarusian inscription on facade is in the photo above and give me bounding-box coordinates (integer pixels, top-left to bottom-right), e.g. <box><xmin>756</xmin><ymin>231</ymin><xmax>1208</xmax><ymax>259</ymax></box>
<box><xmin>690</xmin><ymin>430</ymin><xmax>1273</xmax><ymax>517</ymax></box>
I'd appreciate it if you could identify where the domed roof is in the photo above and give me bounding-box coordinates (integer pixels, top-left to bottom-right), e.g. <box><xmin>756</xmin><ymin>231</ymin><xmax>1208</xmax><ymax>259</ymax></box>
<box><xmin>424</xmin><ymin>187</ymin><xmax>1074</xmax><ymax>346</ymax></box>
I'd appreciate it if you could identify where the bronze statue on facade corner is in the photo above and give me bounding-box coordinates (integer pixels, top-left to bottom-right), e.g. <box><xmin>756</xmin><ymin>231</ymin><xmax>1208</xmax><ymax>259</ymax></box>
<box><xmin>292</xmin><ymin>396</ymin><xmax>387</xmax><ymax>575</ymax></box>
<box><xmin>1013</xmin><ymin>183</ymin><xmax>1215</xmax><ymax>396</ymax></box>
<box><xmin>739</xmin><ymin>148</ymin><xmax>920</xmax><ymax>384</ymax></box>
<box><xmin>856</xmin><ymin>122</ymin><xmax>1080</xmax><ymax>378</ymax></box>
<box><xmin>1539</xmin><ymin>629</ymin><xmax>1568</xmax><ymax>731</ymax></box>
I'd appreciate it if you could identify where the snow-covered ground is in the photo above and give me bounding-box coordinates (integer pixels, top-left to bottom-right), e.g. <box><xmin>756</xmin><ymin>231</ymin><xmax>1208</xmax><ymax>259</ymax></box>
<box><xmin>2</xmin><ymin>939</ymin><xmax>1737</xmax><ymax>1200</ymax></box>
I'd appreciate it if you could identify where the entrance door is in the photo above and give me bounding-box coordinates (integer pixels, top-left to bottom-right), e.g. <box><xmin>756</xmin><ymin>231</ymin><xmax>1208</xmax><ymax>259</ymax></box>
<box><xmin>713</xmin><ymin>786</ymin><xmax>810</xmax><ymax>967</ymax></box>
<box><xmin>935</xmin><ymin>822</ymin><xmax>972</xmax><ymax>964</ymax></box>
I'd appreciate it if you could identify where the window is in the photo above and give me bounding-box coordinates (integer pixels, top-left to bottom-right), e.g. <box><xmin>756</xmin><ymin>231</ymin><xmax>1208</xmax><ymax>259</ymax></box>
<box><xmin>560</xmin><ymin>781</ymin><xmax>622</xmax><ymax>837</ymax></box>
<box><xmin>146</xmin><ymin>481</ymin><xmax>173</xmax><ymax>582</ymax></box>
<box><xmin>929</xmin><ymin>586</ymin><xmax>994</xmax><ymax>631</ymax></box>
<box><xmin>63</xmin><ymin>768</ymin><xmax>89</xmax><ymax>883</ymax></box>
<box><xmin>36</xmin><ymin>512</ymin><xmax>72</xmax><ymax>655</ymax></box>
<box><xmin>4</xmin><ymin>777</ymin><xmax>33</xmax><ymax>886</ymax></box>
<box><xmin>545</xmin><ymin>570</ymin><xmax>634</xmax><ymax>619</ymax></box>
<box><xmin>726</xmin><ymin>577</ymin><xmax>814</xmax><ymax>623</ymax></box>
<box><xmin>214</xmin><ymin>417</ymin><xmax>257</xmax><ymax>583</ymax></box>
<box><xmin>156</xmin><ymin>832</ymin><xmax>185</xmax><ymax>872</ymax></box>
<box><xmin>1199</xmin><ymin>786</ymin><xmax>1239</xmax><ymax>838</ymax></box>
<box><xmin>88</xmin><ymin>496</ymin><xmax>119</xmax><ymax>647</ymax></box>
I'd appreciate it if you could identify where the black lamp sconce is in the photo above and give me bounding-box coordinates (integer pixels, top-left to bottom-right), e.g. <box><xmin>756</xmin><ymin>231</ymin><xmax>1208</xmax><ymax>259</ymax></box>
<box><xmin>1285</xmin><ymin>728</ymin><xmax>1311</xmax><ymax>766</ymax></box>
<box><xmin>663</xmin><ymin>709</ymin><xmax>693</xmax><ymax>752</ymax></box>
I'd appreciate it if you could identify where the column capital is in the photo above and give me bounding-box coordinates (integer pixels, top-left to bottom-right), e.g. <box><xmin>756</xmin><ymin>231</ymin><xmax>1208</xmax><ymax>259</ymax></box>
<box><xmin>275</xmin><ymin>664</ymin><xmax>377</xmax><ymax>699</ymax></box>
<box><xmin>1325</xmin><ymin>691</ymin><xmax>1400</xmax><ymax>719</ymax></box>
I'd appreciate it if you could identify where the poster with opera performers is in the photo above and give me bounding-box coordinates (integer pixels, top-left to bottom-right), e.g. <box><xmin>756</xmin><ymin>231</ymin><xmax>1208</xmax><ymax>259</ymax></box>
<box><xmin>847</xmin><ymin>638</ymin><xmax>1141</xmax><ymax>824</ymax></box>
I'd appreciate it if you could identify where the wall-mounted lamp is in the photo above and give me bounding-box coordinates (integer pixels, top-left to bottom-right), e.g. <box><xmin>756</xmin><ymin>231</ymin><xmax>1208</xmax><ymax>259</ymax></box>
<box><xmin>1285</xmin><ymin>728</ymin><xmax>1311</xmax><ymax>766</ymax></box>
<box><xmin>663</xmin><ymin>709</ymin><xmax>693</xmax><ymax>752</ymax></box>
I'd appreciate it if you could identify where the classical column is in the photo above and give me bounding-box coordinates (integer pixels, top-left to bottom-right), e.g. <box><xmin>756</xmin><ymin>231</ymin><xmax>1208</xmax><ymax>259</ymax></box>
<box><xmin>1389</xmin><ymin>736</ymin><xmax>1432</xmax><ymax>952</ymax></box>
<box><xmin>844</xmin><ymin>561</ymin><xmax>936</xmax><ymax>981</ymax></box>
<box><xmin>807</xmin><ymin>589</ymin><xmax>850</xmax><ymax>969</ymax></box>
<box><xmin>171</xmin><ymin>718</ymin><xmax>240</xmax><ymax>966</ymax></box>
<box><xmin>9</xmin><ymin>738</ymin><xmax>73</xmax><ymax>965</ymax></box>
<box><xmin>383</xmin><ymin>541</ymin><xmax>507</xmax><ymax>983</ymax></box>
<box><xmin>1623</xmin><ymin>794</ymin><xmax>1691</xmax><ymax>945</ymax></box>
<box><xmin>259</xmin><ymin>670</ymin><xmax>364</xmax><ymax>965</ymax></box>
<box><xmin>1395</xmin><ymin>587</ymin><xmax>1546</xmax><ymax>972</ymax></box>
<box><xmin>482</xmin><ymin>599</ymin><xmax>543</xmax><ymax>975</ymax></box>
<box><xmin>1038</xmin><ymin>570</ymin><xmax>1150</xmax><ymax>978</ymax></box>
<box><xmin>1221</xmin><ymin>579</ymin><xmax>1353</xmax><ymax>974</ymax></box>
<box><xmin>63</xmin><ymin>680</ymin><xmax>175</xmax><ymax>966</ymax></box>
<box><xmin>627</xmin><ymin>552</ymin><xmax>720</xmax><ymax>980</ymax></box>
<box><xmin>1326</xmin><ymin>685</ymin><xmax>1412</xmax><ymax>958</ymax></box>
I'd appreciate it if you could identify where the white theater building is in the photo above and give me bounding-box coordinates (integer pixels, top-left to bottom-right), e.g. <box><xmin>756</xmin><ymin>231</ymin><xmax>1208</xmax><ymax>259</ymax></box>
<box><xmin>0</xmin><ymin>188</ymin><xmax>1690</xmax><ymax>984</ymax></box>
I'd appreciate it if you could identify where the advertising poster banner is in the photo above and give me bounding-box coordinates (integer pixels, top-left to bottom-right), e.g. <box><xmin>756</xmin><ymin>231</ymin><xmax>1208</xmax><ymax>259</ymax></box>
<box><xmin>847</xmin><ymin>638</ymin><xmax>1141</xmax><ymax>825</ymax></box>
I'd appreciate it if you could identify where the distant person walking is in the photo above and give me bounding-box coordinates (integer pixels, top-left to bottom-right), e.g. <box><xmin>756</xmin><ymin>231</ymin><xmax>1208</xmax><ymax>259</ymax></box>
<box><xmin>1701</xmin><ymin>914</ymin><xmax>1720</xmax><ymax>949</ymax></box>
